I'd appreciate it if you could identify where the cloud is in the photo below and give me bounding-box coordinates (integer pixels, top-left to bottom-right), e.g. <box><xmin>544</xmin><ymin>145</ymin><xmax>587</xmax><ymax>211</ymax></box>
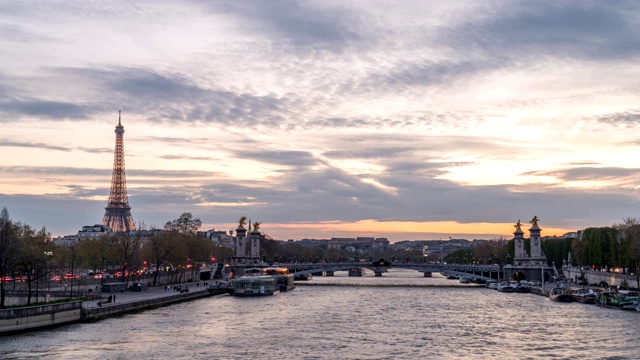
<box><xmin>1</xmin><ymin>99</ymin><xmax>94</xmax><ymax>120</ymax></box>
<box><xmin>158</xmin><ymin>155</ymin><xmax>216</xmax><ymax>161</ymax></box>
<box><xmin>47</xmin><ymin>67</ymin><xmax>292</xmax><ymax>128</ymax></box>
<box><xmin>322</xmin><ymin>146</ymin><xmax>414</xmax><ymax>160</ymax></box>
<box><xmin>598</xmin><ymin>109</ymin><xmax>640</xmax><ymax>126</ymax></box>
<box><xmin>437</xmin><ymin>1</ymin><xmax>640</xmax><ymax>61</ymax></box>
<box><xmin>0</xmin><ymin>23</ymin><xmax>55</xmax><ymax>43</ymax></box>
<box><xmin>0</xmin><ymin>139</ymin><xmax>111</xmax><ymax>153</ymax></box>
<box><xmin>201</xmin><ymin>0</ymin><xmax>364</xmax><ymax>50</ymax></box>
<box><xmin>524</xmin><ymin>167</ymin><xmax>640</xmax><ymax>184</ymax></box>
<box><xmin>232</xmin><ymin>150</ymin><xmax>317</xmax><ymax>167</ymax></box>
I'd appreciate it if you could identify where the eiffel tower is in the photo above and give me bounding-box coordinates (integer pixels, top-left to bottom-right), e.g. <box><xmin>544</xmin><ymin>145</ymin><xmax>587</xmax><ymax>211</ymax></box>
<box><xmin>101</xmin><ymin>111</ymin><xmax>135</xmax><ymax>233</ymax></box>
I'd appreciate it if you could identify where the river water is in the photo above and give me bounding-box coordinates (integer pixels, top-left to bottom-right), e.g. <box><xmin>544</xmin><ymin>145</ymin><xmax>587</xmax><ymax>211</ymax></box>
<box><xmin>1</xmin><ymin>269</ymin><xmax>639</xmax><ymax>359</ymax></box>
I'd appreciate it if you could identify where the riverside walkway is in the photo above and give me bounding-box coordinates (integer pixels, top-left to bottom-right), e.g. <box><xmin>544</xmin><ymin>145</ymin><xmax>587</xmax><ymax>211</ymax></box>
<box><xmin>1</xmin><ymin>282</ymin><xmax>231</xmax><ymax>334</ymax></box>
<box><xmin>83</xmin><ymin>282</ymin><xmax>215</xmax><ymax>309</ymax></box>
<box><xmin>81</xmin><ymin>282</ymin><xmax>231</xmax><ymax>321</ymax></box>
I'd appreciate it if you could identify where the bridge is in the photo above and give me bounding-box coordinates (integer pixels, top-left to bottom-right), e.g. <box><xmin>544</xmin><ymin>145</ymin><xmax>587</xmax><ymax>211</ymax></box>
<box><xmin>228</xmin><ymin>259</ymin><xmax>505</xmax><ymax>283</ymax></box>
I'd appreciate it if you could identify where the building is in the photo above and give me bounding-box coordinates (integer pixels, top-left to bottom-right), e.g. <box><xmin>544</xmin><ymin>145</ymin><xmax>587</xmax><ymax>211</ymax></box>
<box><xmin>77</xmin><ymin>224</ymin><xmax>113</xmax><ymax>240</ymax></box>
<box><xmin>199</xmin><ymin>228</ymin><xmax>234</xmax><ymax>248</ymax></box>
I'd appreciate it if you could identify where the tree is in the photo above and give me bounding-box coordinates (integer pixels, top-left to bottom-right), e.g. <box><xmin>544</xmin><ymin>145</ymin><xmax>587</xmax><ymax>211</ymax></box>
<box><xmin>142</xmin><ymin>232</ymin><xmax>174</xmax><ymax>286</ymax></box>
<box><xmin>164</xmin><ymin>213</ymin><xmax>202</xmax><ymax>236</ymax></box>
<box><xmin>581</xmin><ymin>227</ymin><xmax>616</xmax><ymax>268</ymax></box>
<box><xmin>614</xmin><ymin>217</ymin><xmax>640</xmax><ymax>288</ymax></box>
<box><xmin>0</xmin><ymin>208</ymin><xmax>18</xmax><ymax>308</ymax></box>
<box><xmin>15</xmin><ymin>224</ymin><xmax>51</xmax><ymax>305</ymax></box>
<box><xmin>108</xmin><ymin>232</ymin><xmax>142</xmax><ymax>284</ymax></box>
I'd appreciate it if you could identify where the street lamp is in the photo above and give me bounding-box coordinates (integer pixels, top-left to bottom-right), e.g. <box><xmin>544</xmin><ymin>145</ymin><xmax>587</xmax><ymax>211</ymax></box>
<box><xmin>69</xmin><ymin>245</ymin><xmax>75</xmax><ymax>299</ymax></box>
<box><xmin>44</xmin><ymin>251</ymin><xmax>53</xmax><ymax>293</ymax></box>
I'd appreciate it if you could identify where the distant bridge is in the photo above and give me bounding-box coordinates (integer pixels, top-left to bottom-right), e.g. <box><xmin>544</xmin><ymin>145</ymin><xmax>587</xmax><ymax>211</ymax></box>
<box><xmin>230</xmin><ymin>259</ymin><xmax>505</xmax><ymax>282</ymax></box>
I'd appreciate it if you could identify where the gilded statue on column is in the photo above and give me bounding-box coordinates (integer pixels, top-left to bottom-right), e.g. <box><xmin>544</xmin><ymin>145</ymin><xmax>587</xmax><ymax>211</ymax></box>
<box><xmin>530</xmin><ymin>216</ymin><xmax>540</xmax><ymax>227</ymax></box>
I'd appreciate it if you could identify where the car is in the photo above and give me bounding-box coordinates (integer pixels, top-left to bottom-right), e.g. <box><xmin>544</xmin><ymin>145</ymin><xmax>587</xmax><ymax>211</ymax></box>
<box><xmin>50</xmin><ymin>276</ymin><xmax>62</xmax><ymax>281</ymax></box>
<box><xmin>0</xmin><ymin>276</ymin><xmax>13</xmax><ymax>282</ymax></box>
<box><xmin>529</xmin><ymin>281</ymin><xmax>541</xmax><ymax>286</ymax></box>
<box><xmin>15</xmin><ymin>276</ymin><xmax>28</xmax><ymax>282</ymax></box>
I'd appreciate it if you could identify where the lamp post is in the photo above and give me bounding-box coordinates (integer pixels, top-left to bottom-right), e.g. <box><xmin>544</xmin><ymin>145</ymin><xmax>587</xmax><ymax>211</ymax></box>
<box><xmin>69</xmin><ymin>245</ymin><xmax>75</xmax><ymax>299</ymax></box>
<box><xmin>100</xmin><ymin>256</ymin><xmax>105</xmax><ymax>290</ymax></box>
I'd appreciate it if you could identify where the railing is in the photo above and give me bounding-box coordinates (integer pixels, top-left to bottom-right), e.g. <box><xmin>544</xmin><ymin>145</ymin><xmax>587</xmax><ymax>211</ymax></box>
<box><xmin>0</xmin><ymin>301</ymin><xmax>83</xmax><ymax>319</ymax></box>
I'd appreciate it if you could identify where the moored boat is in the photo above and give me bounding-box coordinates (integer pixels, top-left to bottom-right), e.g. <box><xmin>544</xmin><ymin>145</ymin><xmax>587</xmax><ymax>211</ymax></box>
<box><xmin>348</xmin><ymin>268</ymin><xmax>365</xmax><ymax>277</ymax></box>
<box><xmin>497</xmin><ymin>282</ymin><xmax>516</xmax><ymax>293</ymax></box>
<box><xmin>570</xmin><ymin>288</ymin><xmax>597</xmax><ymax>304</ymax></box>
<box><xmin>549</xmin><ymin>287</ymin><xmax>574</xmax><ymax>302</ymax></box>
<box><xmin>459</xmin><ymin>276</ymin><xmax>470</xmax><ymax>284</ymax></box>
<box><xmin>597</xmin><ymin>290</ymin><xmax>640</xmax><ymax>310</ymax></box>
<box><xmin>232</xmin><ymin>276</ymin><xmax>279</xmax><ymax>296</ymax></box>
<box><xmin>262</xmin><ymin>267</ymin><xmax>296</xmax><ymax>291</ymax></box>
<box><xmin>294</xmin><ymin>273</ymin><xmax>313</xmax><ymax>281</ymax></box>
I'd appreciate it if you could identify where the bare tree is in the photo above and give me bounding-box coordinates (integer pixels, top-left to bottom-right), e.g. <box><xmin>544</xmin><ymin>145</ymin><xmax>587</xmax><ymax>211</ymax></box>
<box><xmin>143</xmin><ymin>232</ymin><xmax>174</xmax><ymax>286</ymax></box>
<box><xmin>108</xmin><ymin>232</ymin><xmax>142</xmax><ymax>285</ymax></box>
<box><xmin>0</xmin><ymin>208</ymin><xmax>18</xmax><ymax>308</ymax></box>
<box><xmin>15</xmin><ymin>225</ymin><xmax>51</xmax><ymax>305</ymax></box>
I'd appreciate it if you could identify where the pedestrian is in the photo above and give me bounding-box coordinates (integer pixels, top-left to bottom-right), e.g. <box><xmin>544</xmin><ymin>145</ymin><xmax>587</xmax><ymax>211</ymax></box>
<box><xmin>113</xmin><ymin>294</ymin><xmax>116</xmax><ymax>303</ymax></box>
<box><xmin>108</xmin><ymin>295</ymin><xmax>112</xmax><ymax>303</ymax></box>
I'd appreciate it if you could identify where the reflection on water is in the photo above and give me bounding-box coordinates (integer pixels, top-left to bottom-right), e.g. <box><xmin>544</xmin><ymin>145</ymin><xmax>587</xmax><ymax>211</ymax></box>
<box><xmin>1</xmin><ymin>270</ymin><xmax>639</xmax><ymax>359</ymax></box>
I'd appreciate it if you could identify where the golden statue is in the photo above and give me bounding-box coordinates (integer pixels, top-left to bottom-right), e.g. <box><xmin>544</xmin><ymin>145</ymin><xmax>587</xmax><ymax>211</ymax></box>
<box><xmin>253</xmin><ymin>221</ymin><xmax>261</xmax><ymax>231</ymax></box>
<box><xmin>514</xmin><ymin>219</ymin><xmax>522</xmax><ymax>231</ymax></box>
<box><xmin>530</xmin><ymin>215</ymin><xmax>540</xmax><ymax>227</ymax></box>
<box><xmin>238</xmin><ymin>216</ymin><xmax>247</xmax><ymax>229</ymax></box>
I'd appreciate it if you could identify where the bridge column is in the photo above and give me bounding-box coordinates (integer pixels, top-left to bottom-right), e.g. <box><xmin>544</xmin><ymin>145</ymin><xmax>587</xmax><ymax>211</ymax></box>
<box><xmin>325</xmin><ymin>271</ymin><xmax>334</xmax><ymax>276</ymax></box>
<box><xmin>423</xmin><ymin>272</ymin><xmax>432</xmax><ymax>277</ymax></box>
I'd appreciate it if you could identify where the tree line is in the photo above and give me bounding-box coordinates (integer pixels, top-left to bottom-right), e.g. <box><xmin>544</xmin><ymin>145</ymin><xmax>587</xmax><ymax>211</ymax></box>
<box><xmin>0</xmin><ymin>209</ymin><xmax>230</xmax><ymax>309</ymax></box>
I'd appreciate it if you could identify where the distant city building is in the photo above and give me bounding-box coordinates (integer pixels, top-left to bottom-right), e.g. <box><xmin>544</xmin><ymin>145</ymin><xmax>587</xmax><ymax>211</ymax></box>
<box><xmin>77</xmin><ymin>224</ymin><xmax>113</xmax><ymax>240</ymax></box>
<box><xmin>52</xmin><ymin>234</ymin><xmax>79</xmax><ymax>246</ymax></box>
<box><xmin>130</xmin><ymin>228</ymin><xmax>165</xmax><ymax>246</ymax></box>
<box><xmin>199</xmin><ymin>228</ymin><xmax>234</xmax><ymax>248</ymax></box>
<box><xmin>297</xmin><ymin>239</ymin><xmax>329</xmax><ymax>248</ymax></box>
<box><xmin>327</xmin><ymin>237</ymin><xmax>389</xmax><ymax>250</ymax></box>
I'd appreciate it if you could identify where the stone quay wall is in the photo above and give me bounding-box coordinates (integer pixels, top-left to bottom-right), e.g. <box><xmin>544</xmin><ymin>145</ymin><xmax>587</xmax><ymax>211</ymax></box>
<box><xmin>0</xmin><ymin>301</ymin><xmax>83</xmax><ymax>335</ymax></box>
<box><xmin>1</xmin><ymin>288</ymin><xmax>231</xmax><ymax>334</ymax></box>
<box><xmin>561</xmin><ymin>266</ymin><xmax>638</xmax><ymax>288</ymax></box>
<box><xmin>81</xmin><ymin>289</ymin><xmax>218</xmax><ymax>321</ymax></box>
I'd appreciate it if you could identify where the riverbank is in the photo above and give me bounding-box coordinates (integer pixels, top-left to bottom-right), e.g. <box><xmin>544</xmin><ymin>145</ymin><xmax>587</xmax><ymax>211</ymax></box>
<box><xmin>0</xmin><ymin>282</ymin><xmax>232</xmax><ymax>335</ymax></box>
<box><xmin>296</xmin><ymin>282</ymin><xmax>484</xmax><ymax>288</ymax></box>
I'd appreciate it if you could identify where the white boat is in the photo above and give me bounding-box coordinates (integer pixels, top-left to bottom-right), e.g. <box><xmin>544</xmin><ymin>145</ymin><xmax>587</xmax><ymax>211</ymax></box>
<box><xmin>459</xmin><ymin>276</ymin><xmax>470</xmax><ymax>284</ymax></box>
<box><xmin>232</xmin><ymin>275</ymin><xmax>279</xmax><ymax>296</ymax></box>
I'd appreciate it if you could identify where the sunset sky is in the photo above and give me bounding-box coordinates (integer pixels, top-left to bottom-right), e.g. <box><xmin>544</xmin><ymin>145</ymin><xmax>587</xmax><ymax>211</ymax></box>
<box><xmin>2</xmin><ymin>1</ymin><xmax>640</xmax><ymax>241</ymax></box>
